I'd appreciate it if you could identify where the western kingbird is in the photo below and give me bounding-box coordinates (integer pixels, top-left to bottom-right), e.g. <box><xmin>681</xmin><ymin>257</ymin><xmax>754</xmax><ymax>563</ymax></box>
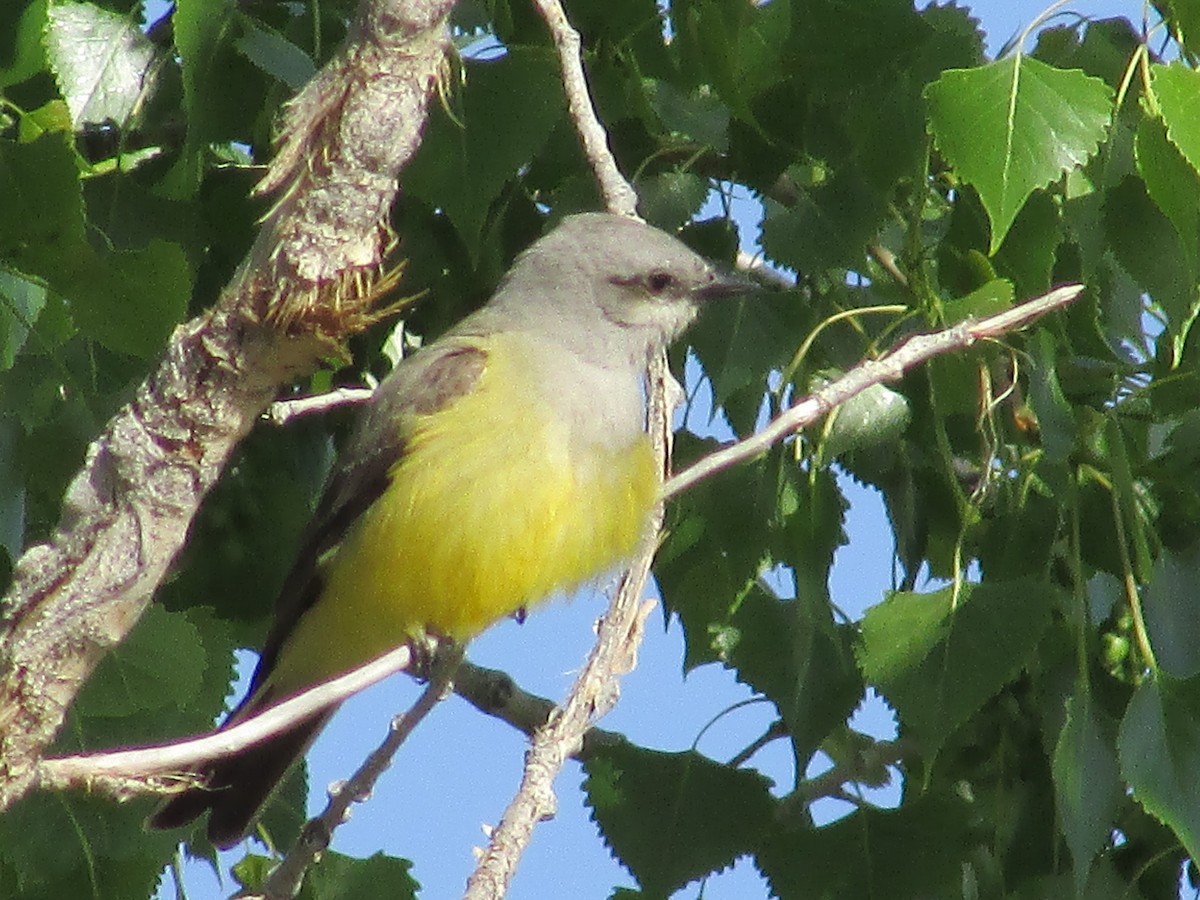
<box><xmin>149</xmin><ymin>212</ymin><xmax>748</xmax><ymax>847</ymax></box>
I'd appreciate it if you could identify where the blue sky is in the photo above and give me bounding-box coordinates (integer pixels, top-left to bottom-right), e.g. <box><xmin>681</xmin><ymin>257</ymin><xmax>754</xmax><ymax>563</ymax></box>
<box><xmin>168</xmin><ymin>2</ymin><xmax>1148</xmax><ymax>898</ymax></box>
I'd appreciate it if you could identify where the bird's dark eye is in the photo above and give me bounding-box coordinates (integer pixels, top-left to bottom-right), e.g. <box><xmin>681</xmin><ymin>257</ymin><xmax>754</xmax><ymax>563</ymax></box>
<box><xmin>646</xmin><ymin>270</ymin><xmax>675</xmax><ymax>294</ymax></box>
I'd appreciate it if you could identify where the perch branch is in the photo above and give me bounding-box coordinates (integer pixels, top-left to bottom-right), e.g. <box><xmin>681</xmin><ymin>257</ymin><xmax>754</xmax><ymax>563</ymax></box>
<box><xmin>35</xmin><ymin>644</ymin><xmax>415</xmax><ymax>797</ymax></box>
<box><xmin>254</xmin><ymin>643</ymin><xmax>463</xmax><ymax>900</ymax></box>
<box><xmin>268</xmin><ymin>386</ymin><xmax>376</xmax><ymax>425</ymax></box>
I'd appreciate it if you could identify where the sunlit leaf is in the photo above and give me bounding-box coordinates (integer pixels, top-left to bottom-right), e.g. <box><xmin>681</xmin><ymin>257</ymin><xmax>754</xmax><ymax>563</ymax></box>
<box><xmin>1120</xmin><ymin>676</ymin><xmax>1200</xmax><ymax>863</ymax></box>
<box><xmin>926</xmin><ymin>55</ymin><xmax>1112</xmax><ymax>251</ymax></box>
<box><xmin>45</xmin><ymin>2</ymin><xmax>157</xmax><ymax>128</ymax></box>
<box><xmin>857</xmin><ymin>580</ymin><xmax>1059</xmax><ymax>758</ymax></box>
<box><xmin>584</xmin><ymin>742</ymin><xmax>775</xmax><ymax>896</ymax></box>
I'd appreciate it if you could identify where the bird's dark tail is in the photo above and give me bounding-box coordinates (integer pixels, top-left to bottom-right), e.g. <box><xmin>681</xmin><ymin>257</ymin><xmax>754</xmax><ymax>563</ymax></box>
<box><xmin>148</xmin><ymin>706</ymin><xmax>334</xmax><ymax>849</ymax></box>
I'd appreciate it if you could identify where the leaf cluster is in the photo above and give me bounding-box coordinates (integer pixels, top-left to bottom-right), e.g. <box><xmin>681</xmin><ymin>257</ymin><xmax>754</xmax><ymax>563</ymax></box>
<box><xmin>7</xmin><ymin>0</ymin><xmax>1200</xmax><ymax>898</ymax></box>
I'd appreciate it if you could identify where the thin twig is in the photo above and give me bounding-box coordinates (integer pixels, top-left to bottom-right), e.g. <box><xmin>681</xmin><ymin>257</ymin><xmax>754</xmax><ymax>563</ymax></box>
<box><xmin>664</xmin><ymin>283</ymin><xmax>1085</xmax><ymax>499</ymax></box>
<box><xmin>777</xmin><ymin>737</ymin><xmax>916</xmax><ymax>823</ymax></box>
<box><xmin>736</xmin><ymin>251</ymin><xmax>794</xmax><ymax>290</ymax></box>
<box><xmin>36</xmin><ymin>644</ymin><xmax>414</xmax><ymax>796</ymax></box>
<box><xmin>252</xmin><ymin>643</ymin><xmax>464</xmax><ymax>900</ymax></box>
<box><xmin>867</xmin><ymin>243</ymin><xmax>908</xmax><ymax>288</ymax></box>
<box><xmin>727</xmin><ymin>719</ymin><xmax>787</xmax><ymax>768</ymax></box>
<box><xmin>451</xmin><ymin>658</ymin><xmax>623</xmax><ymax>756</ymax></box>
<box><xmin>462</xmin><ymin>359</ymin><xmax>670</xmax><ymax>900</ymax></box>
<box><xmin>458</xmin><ymin>1</ymin><xmax>656</xmax><ymax>893</ymax></box>
<box><xmin>530</xmin><ymin>0</ymin><xmax>638</xmax><ymax>217</ymax></box>
<box><xmin>268</xmin><ymin>387</ymin><xmax>375</xmax><ymax>425</ymax></box>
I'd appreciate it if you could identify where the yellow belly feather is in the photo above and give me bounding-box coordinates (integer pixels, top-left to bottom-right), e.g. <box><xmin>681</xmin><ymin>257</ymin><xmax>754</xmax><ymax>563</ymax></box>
<box><xmin>266</xmin><ymin>337</ymin><xmax>658</xmax><ymax>696</ymax></box>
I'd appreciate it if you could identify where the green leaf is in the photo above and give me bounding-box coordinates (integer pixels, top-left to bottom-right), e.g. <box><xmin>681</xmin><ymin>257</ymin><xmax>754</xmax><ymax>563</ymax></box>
<box><xmin>170</xmin><ymin>0</ymin><xmax>263</xmax><ymax>195</ymax></box>
<box><xmin>788</xmin><ymin>0</ymin><xmax>931</xmax><ymax>90</ymax></box>
<box><xmin>0</xmin><ymin>420</ymin><xmax>24</xmax><ymax>559</ymax></box>
<box><xmin>1152</xmin><ymin>63</ymin><xmax>1200</xmax><ymax>179</ymax></box>
<box><xmin>404</xmin><ymin>49</ymin><xmax>567</xmax><ymax>257</ymax></box>
<box><xmin>0</xmin><ymin>270</ymin><xmax>47</xmax><ymax>371</ymax></box>
<box><xmin>0</xmin><ymin>132</ymin><xmax>88</xmax><ymax>277</ymax></box>
<box><xmin>583</xmin><ymin>742</ymin><xmax>775</xmax><ymax>896</ymax></box>
<box><xmin>0</xmin><ymin>789</ymin><xmax>179</xmax><ymax>900</ymax></box>
<box><xmin>1136</xmin><ymin>114</ymin><xmax>1200</xmax><ymax>258</ymax></box>
<box><xmin>68</xmin><ymin>239</ymin><xmax>192</xmax><ymax>357</ymax></box>
<box><xmin>635</xmin><ymin>171</ymin><xmax>710</xmax><ymax>231</ymax></box>
<box><xmin>0</xmin><ymin>130</ymin><xmax>190</xmax><ymax>361</ymax></box>
<box><xmin>259</xmin><ymin>762</ymin><xmax>310</xmax><ymax>854</ymax></box>
<box><xmin>777</xmin><ymin>466</ymin><xmax>848</xmax><ymax>607</ymax></box>
<box><xmin>231</xmin><ymin>853</ymin><xmax>276</xmax><ymax>892</ymax></box>
<box><xmin>656</xmin><ymin>441</ymin><xmax>772</xmax><ymax>670</ymax></box>
<box><xmin>759</xmin><ymin>170</ymin><xmax>885</xmax><ymax>273</ymax></box>
<box><xmin>235</xmin><ymin>15</ymin><xmax>316</xmax><ymax>90</ymax></box>
<box><xmin>722</xmin><ymin>587</ymin><xmax>862</xmax><ymax>762</ymax></box>
<box><xmin>1161</xmin><ymin>2</ymin><xmax>1200</xmax><ymax>57</ymax></box>
<box><xmin>756</xmin><ymin>793</ymin><xmax>973</xmax><ymax>899</ymax></box>
<box><xmin>1026</xmin><ymin>329</ymin><xmax>1077</xmax><ymax>469</ymax></box>
<box><xmin>17</xmin><ymin>99</ymin><xmax>73</xmax><ymax>143</ymax></box>
<box><xmin>644</xmin><ymin>79</ymin><xmax>730</xmax><ymax>152</ymax></box>
<box><xmin>1119</xmin><ymin>675</ymin><xmax>1200</xmax><ymax>863</ymax></box>
<box><xmin>0</xmin><ymin>0</ymin><xmax>48</xmax><ymax>88</ymax></box>
<box><xmin>942</xmin><ymin>278</ymin><xmax>1014</xmax><ymax>325</ymax></box>
<box><xmin>1143</xmin><ymin>546</ymin><xmax>1200</xmax><ymax>679</ymax></box>
<box><xmin>925</xmin><ymin>55</ymin><xmax>1112</xmax><ymax>252</ymax></box>
<box><xmin>44</xmin><ymin>2</ymin><xmax>158</xmax><ymax>129</ymax></box>
<box><xmin>685</xmin><ymin>290</ymin><xmax>803</xmax><ymax>436</ymax></box>
<box><xmin>74</xmin><ymin>605</ymin><xmax>206</xmax><ymax>719</ymax></box>
<box><xmin>1103</xmin><ymin>175</ymin><xmax>1199</xmax><ymax>362</ymax></box>
<box><xmin>672</xmin><ymin>0</ymin><xmax>790</xmax><ymax>122</ymax></box>
<box><xmin>158</xmin><ymin>423</ymin><xmax>332</xmax><ymax>636</ymax></box>
<box><xmin>296</xmin><ymin>851</ymin><xmax>420</xmax><ymax>900</ymax></box>
<box><xmin>992</xmin><ymin>190</ymin><xmax>1061</xmax><ymax>298</ymax></box>
<box><xmin>856</xmin><ymin>579</ymin><xmax>1058</xmax><ymax>759</ymax></box>
<box><xmin>1052</xmin><ymin>690</ymin><xmax>1121</xmax><ymax>893</ymax></box>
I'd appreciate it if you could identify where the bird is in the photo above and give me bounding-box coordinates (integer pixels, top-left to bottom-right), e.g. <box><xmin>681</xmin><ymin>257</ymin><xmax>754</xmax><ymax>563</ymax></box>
<box><xmin>148</xmin><ymin>211</ymin><xmax>750</xmax><ymax>848</ymax></box>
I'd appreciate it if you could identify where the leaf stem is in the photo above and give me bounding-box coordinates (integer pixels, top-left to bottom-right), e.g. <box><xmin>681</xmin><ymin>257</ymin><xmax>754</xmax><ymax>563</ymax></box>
<box><xmin>781</xmin><ymin>305</ymin><xmax>909</xmax><ymax>388</ymax></box>
<box><xmin>1068</xmin><ymin>474</ymin><xmax>1089</xmax><ymax>683</ymax></box>
<box><xmin>1107</xmin><ymin>487</ymin><xmax>1158</xmax><ymax>676</ymax></box>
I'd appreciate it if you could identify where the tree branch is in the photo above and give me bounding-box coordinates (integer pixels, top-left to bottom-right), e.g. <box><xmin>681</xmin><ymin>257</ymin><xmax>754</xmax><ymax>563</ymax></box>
<box><xmin>463</xmin><ymin>359</ymin><xmax>668</xmax><ymax>899</ymax></box>
<box><xmin>34</xmin><ymin>644</ymin><xmax>415</xmax><ymax>797</ymax></box>
<box><xmin>254</xmin><ymin>643</ymin><xmax>463</xmax><ymax>900</ymax></box>
<box><xmin>777</xmin><ymin>737</ymin><xmax>917</xmax><ymax>823</ymax></box>
<box><xmin>0</xmin><ymin>0</ymin><xmax>457</xmax><ymax>813</ymax></box>
<box><xmin>459</xmin><ymin>2</ymin><xmax>655</xmax><ymax>894</ymax></box>
<box><xmin>268</xmin><ymin>386</ymin><xmax>376</xmax><ymax>425</ymax></box>
<box><xmin>449</xmin><ymin>658</ymin><xmax>623</xmax><ymax>757</ymax></box>
<box><xmin>664</xmin><ymin>283</ymin><xmax>1085</xmax><ymax>499</ymax></box>
<box><xmin>530</xmin><ymin>0</ymin><xmax>638</xmax><ymax>218</ymax></box>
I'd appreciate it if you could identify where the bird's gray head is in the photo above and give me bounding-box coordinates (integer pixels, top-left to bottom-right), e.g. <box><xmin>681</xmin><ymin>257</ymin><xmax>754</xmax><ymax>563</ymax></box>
<box><xmin>487</xmin><ymin>213</ymin><xmax>748</xmax><ymax>365</ymax></box>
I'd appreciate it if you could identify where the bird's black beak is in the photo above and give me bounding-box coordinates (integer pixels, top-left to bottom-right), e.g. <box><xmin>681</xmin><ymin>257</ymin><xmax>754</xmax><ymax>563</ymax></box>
<box><xmin>694</xmin><ymin>268</ymin><xmax>757</xmax><ymax>301</ymax></box>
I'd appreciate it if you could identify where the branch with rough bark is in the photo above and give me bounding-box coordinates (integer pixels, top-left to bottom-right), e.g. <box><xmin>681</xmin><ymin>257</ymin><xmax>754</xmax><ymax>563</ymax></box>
<box><xmin>0</xmin><ymin>0</ymin><xmax>457</xmax><ymax>813</ymax></box>
<box><xmin>464</xmin><ymin>362</ymin><xmax>667</xmax><ymax>900</ymax></box>
<box><xmin>461</xmin><ymin>1</ymin><xmax>650</xmax><ymax>895</ymax></box>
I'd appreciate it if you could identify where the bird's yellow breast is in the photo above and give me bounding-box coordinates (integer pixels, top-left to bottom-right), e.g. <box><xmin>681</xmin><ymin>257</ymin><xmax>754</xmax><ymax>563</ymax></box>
<box><xmin>266</xmin><ymin>334</ymin><xmax>659</xmax><ymax>695</ymax></box>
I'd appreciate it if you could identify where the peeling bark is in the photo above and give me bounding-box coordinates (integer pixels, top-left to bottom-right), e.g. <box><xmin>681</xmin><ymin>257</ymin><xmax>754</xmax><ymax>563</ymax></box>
<box><xmin>0</xmin><ymin>0</ymin><xmax>458</xmax><ymax>813</ymax></box>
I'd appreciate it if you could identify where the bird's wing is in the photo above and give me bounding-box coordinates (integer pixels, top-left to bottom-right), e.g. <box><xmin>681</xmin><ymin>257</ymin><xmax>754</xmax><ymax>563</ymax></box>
<box><xmin>240</xmin><ymin>339</ymin><xmax>488</xmax><ymax>710</ymax></box>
